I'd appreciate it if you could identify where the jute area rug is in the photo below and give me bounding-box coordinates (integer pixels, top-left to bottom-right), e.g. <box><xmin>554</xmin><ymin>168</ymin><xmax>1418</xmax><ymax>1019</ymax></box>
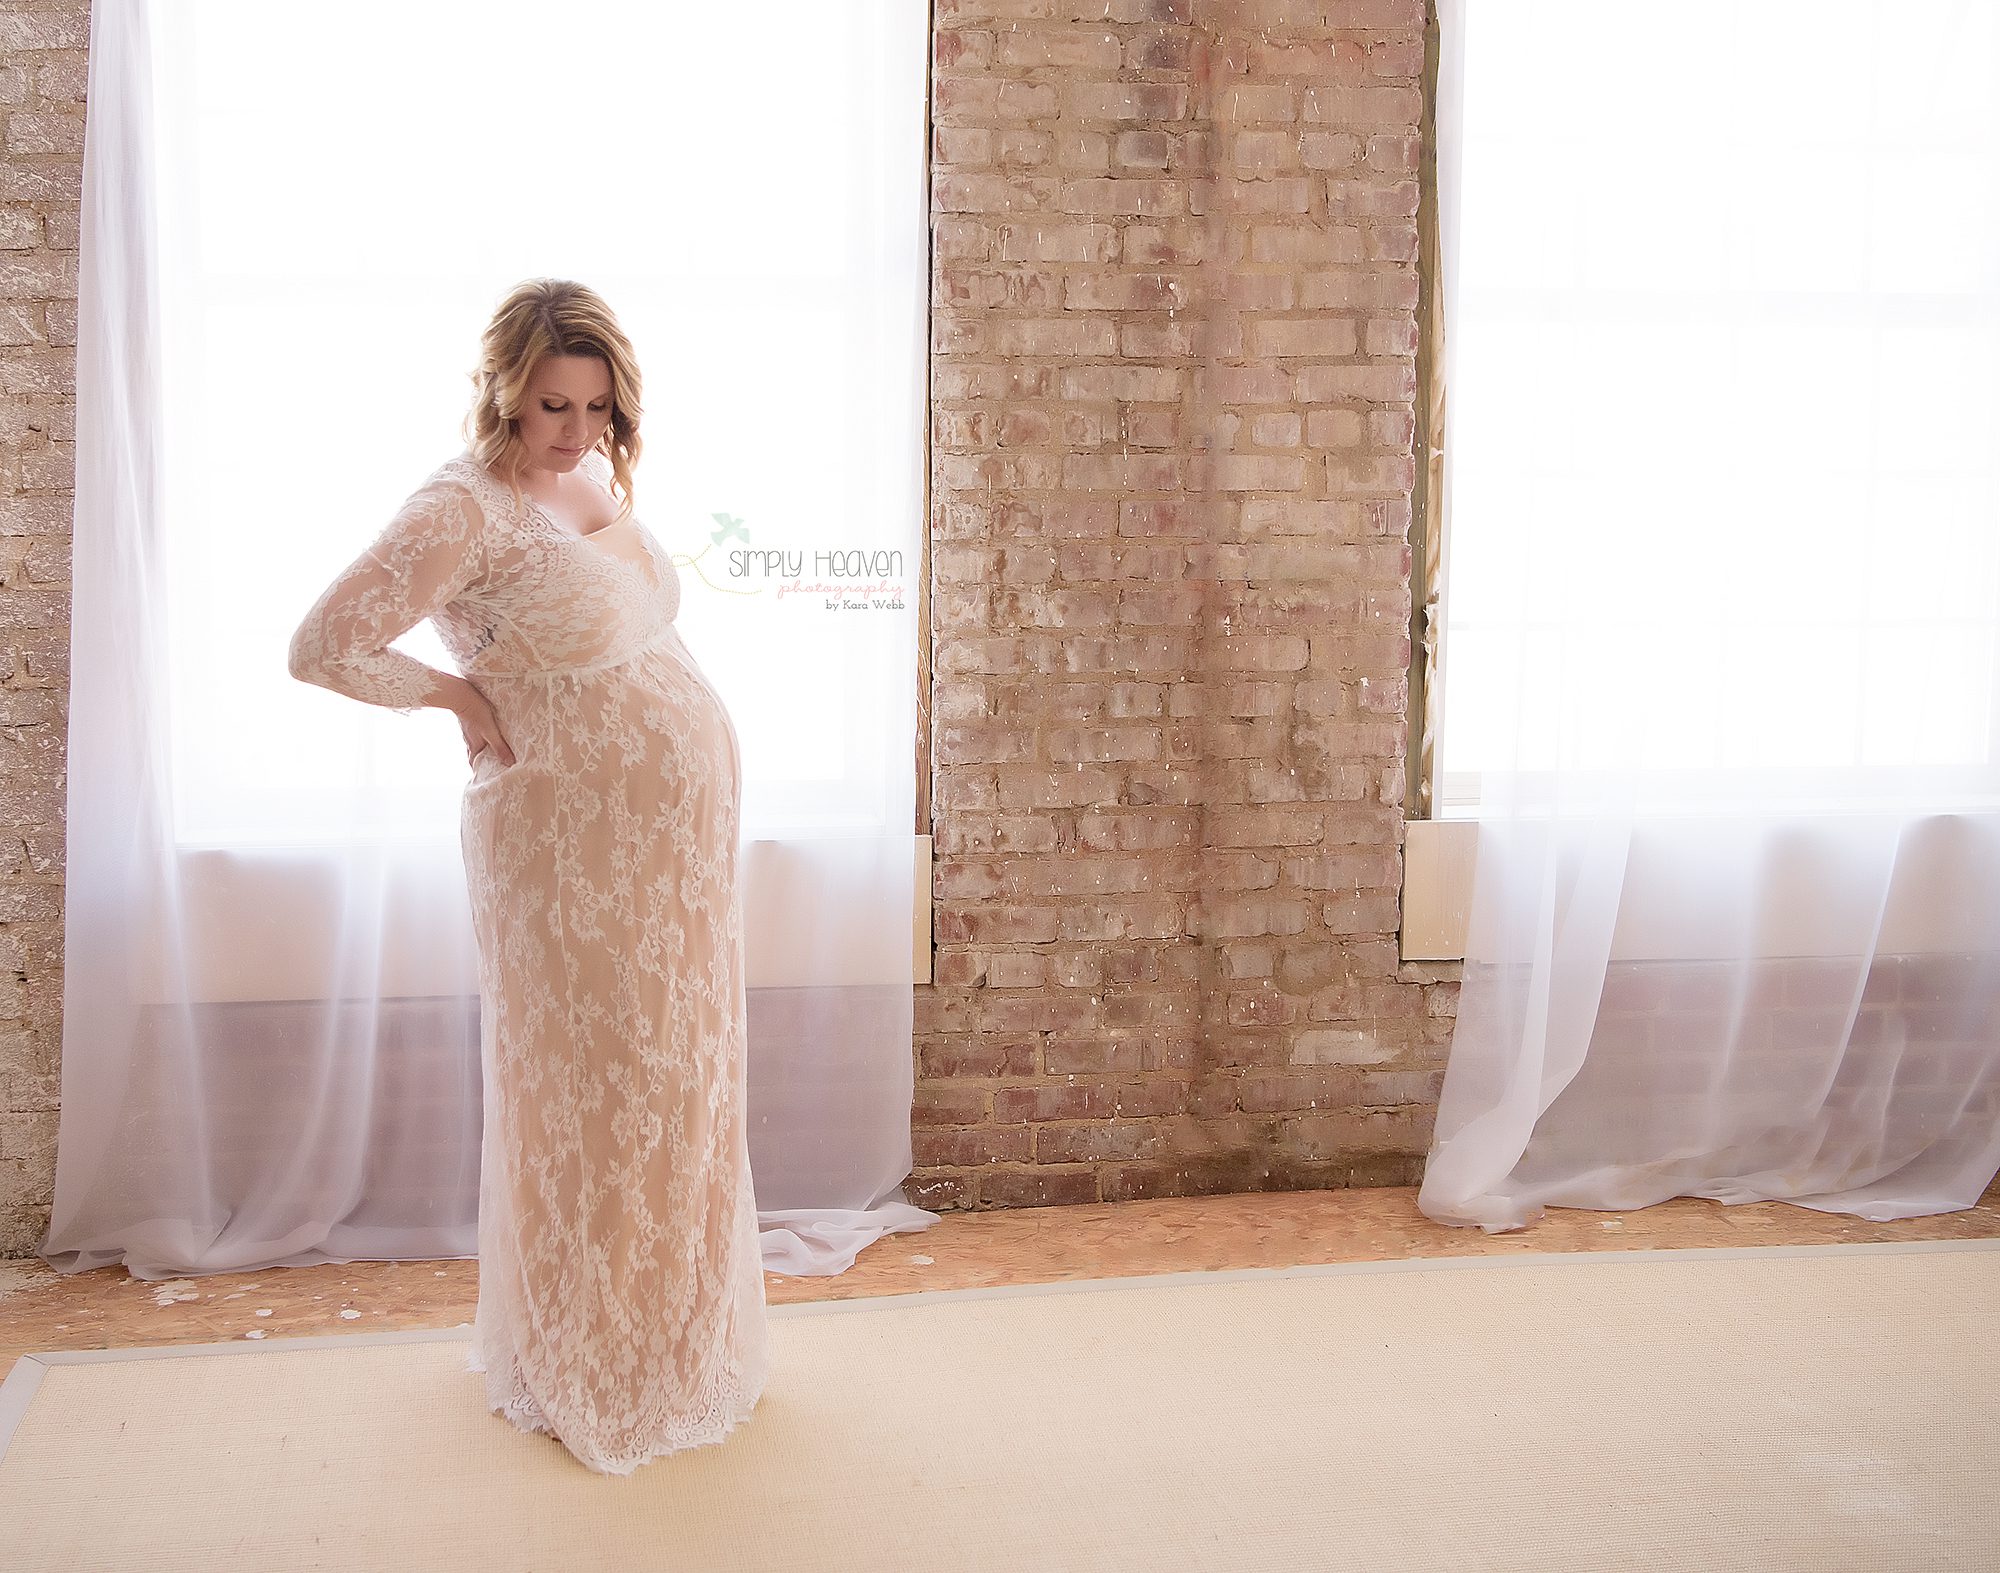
<box><xmin>1</xmin><ymin>1240</ymin><xmax>1993</xmax><ymax>1571</ymax></box>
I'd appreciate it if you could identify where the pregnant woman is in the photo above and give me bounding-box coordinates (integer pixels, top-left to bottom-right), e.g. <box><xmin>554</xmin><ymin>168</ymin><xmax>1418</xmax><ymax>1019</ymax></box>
<box><xmin>287</xmin><ymin>278</ymin><xmax>769</xmax><ymax>1474</ymax></box>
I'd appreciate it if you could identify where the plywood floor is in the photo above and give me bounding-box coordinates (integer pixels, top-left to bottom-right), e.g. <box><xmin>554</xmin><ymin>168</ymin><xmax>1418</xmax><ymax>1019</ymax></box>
<box><xmin>6</xmin><ymin>1183</ymin><xmax>2000</xmax><ymax>1385</ymax></box>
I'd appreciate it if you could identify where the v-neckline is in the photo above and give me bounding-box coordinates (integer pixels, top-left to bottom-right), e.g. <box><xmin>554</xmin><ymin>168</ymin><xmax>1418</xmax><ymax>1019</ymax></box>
<box><xmin>457</xmin><ymin>449</ymin><xmax>658</xmax><ymax>582</ymax></box>
<box><xmin>522</xmin><ymin>491</ymin><xmax>658</xmax><ymax>584</ymax></box>
<box><xmin>524</xmin><ymin>471</ymin><xmax>622</xmax><ymax>541</ymax></box>
<box><xmin>461</xmin><ymin>449</ymin><xmax>623</xmax><ymax>540</ymax></box>
<box><xmin>527</xmin><ymin>493</ymin><xmax>625</xmax><ymax>542</ymax></box>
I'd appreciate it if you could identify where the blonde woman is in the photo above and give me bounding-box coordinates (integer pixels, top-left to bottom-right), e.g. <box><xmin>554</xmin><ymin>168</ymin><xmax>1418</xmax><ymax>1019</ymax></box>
<box><xmin>287</xmin><ymin>279</ymin><xmax>768</xmax><ymax>1474</ymax></box>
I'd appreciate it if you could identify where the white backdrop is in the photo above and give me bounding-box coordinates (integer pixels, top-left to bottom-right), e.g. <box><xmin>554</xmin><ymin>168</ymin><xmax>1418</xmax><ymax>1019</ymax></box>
<box><xmin>44</xmin><ymin>0</ymin><xmax>936</xmax><ymax>1280</ymax></box>
<box><xmin>1420</xmin><ymin>0</ymin><xmax>2000</xmax><ymax>1232</ymax></box>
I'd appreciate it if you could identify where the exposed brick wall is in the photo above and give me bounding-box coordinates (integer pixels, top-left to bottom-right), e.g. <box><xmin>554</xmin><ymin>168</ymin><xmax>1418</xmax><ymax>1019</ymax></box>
<box><xmin>0</xmin><ymin>1</ymin><xmax>85</xmax><ymax>1256</ymax></box>
<box><xmin>913</xmin><ymin>0</ymin><xmax>1454</xmax><ymax>1211</ymax></box>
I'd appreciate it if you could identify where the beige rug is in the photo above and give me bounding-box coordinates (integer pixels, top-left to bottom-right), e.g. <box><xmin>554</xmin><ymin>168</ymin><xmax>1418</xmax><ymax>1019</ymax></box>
<box><xmin>1</xmin><ymin>1241</ymin><xmax>1994</xmax><ymax>1571</ymax></box>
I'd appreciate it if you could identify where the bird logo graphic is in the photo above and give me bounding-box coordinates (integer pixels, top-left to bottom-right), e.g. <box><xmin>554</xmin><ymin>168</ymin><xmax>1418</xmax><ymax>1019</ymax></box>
<box><xmin>668</xmin><ymin>512</ymin><xmax>760</xmax><ymax>596</ymax></box>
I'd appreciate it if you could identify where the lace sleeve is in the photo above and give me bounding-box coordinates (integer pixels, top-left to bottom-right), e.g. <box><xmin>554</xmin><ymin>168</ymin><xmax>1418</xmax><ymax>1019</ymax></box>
<box><xmin>287</xmin><ymin>476</ymin><xmax>489</xmax><ymax>715</ymax></box>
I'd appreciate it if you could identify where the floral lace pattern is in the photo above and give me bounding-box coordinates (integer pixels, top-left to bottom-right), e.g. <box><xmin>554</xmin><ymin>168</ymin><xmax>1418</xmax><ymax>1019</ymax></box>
<box><xmin>288</xmin><ymin>447</ymin><xmax>770</xmax><ymax>1474</ymax></box>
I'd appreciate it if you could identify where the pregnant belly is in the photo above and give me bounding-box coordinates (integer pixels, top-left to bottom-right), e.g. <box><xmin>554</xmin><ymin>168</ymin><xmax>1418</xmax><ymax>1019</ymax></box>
<box><xmin>462</xmin><ymin>638</ymin><xmax>739</xmax><ymax>814</ymax></box>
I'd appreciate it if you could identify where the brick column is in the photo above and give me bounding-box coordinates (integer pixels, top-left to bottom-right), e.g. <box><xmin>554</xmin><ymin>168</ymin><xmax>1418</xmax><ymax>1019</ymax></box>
<box><xmin>919</xmin><ymin>0</ymin><xmax>1451</xmax><ymax>1210</ymax></box>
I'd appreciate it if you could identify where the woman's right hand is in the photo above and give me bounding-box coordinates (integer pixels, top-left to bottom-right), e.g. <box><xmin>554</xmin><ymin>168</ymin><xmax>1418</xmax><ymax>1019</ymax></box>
<box><xmin>452</xmin><ymin>681</ymin><xmax>517</xmax><ymax>768</ymax></box>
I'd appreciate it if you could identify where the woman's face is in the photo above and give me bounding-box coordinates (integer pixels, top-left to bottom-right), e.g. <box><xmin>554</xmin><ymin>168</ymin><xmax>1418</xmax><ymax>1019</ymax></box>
<box><xmin>516</xmin><ymin>353</ymin><xmax>614</xmax><ymax>471</ymax></box>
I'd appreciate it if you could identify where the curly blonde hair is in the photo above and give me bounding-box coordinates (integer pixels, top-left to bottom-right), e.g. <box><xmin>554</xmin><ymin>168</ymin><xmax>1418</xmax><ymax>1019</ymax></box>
<box><xmin>463</xmin><ymin>278</ymin><xmax>644</xmax><ymax>523</ymax></box>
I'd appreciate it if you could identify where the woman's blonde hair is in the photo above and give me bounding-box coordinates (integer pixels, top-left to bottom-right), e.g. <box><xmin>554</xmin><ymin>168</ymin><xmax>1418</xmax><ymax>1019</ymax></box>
<box><xmin>463</xmin><ymin>278</ymin><xmax>643</xmax><ymax>523</ymax></box>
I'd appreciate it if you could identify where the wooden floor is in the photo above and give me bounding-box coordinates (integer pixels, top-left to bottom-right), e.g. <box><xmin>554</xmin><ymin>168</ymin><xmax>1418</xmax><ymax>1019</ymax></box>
<box><xmin>5</xmin><ymin>1183</ymin><xmax>1999</xmax><ymax>1386</ymax></box>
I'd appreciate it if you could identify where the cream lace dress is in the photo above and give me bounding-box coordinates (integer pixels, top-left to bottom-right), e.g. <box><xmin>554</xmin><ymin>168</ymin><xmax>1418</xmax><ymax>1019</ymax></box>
<box><xmin>287</xmin><ymin>445</ymin><xmax>770</xmax><ymax>1474</ymax></box>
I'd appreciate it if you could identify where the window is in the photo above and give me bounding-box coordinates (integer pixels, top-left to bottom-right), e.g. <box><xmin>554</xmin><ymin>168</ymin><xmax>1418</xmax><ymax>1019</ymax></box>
<box><xmin>155</xmin><ymin>0</ymin><xmax>926</xmax><ymax>849</ymax></box>
<box><xmin>1433</xmin><ymin>0</ymin><xmax>2000</xmax><ymax>817</ymax></box>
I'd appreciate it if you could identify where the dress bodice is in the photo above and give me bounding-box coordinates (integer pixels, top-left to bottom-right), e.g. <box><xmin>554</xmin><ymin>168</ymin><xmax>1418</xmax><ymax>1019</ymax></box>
<box><xmin>428</xmin><ymin>447</ymin><xmax>682</xmax><ymax>679</ymax></box>
<box><xmin>288</xmin><ymin>444</ymin><xmax>686</xmax><ymax>714</ymax></box>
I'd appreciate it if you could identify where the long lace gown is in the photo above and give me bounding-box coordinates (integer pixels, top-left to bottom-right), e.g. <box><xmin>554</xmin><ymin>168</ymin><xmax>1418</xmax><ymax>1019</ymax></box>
<box><xmin>286</xmin><ymin>445</ymin><xmax>770</xmax><ymax>1474</ymax></box>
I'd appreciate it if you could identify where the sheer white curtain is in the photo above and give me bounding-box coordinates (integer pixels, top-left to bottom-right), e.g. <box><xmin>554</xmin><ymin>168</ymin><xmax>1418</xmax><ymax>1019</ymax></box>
<box><xmin>1420</xmin><ymin>0</ymin><xmax>2000</xmax><ymax>1232</ymax></box>
<box><xmin>44</xmin><ymin>0</ymin><xmax>935</xmax><ymax>1280</ymax></box>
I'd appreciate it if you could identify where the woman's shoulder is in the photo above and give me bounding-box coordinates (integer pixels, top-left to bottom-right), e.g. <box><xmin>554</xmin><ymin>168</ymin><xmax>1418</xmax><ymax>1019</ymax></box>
<box><xmin>421</xmin><ymin>448</ymin><xmax>513</xmax><ymax>524</ymax></box>
<box><xmin>427</xmin><ymin>446</ymin><xmax>491</xmax><ymax>493</ymax></box>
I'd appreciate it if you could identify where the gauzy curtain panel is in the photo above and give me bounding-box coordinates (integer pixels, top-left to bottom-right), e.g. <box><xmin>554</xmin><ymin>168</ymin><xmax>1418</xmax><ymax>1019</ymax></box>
<box><xmin>44</xmin><ymin>0</ymin><xmax>936</xmax><ymax>1280</ymax></box>
<box><xmin>1420</xmin><ymin>0</ymin><xmax>2000</xmax><ymax>1232</ymax></box>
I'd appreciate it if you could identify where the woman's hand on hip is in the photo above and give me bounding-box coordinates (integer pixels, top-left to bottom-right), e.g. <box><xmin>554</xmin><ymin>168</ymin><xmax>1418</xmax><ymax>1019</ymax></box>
<box><xmin>450</xmin><ymin>680</ymin><xmax>517</xmax><ymax>768</ymax></box>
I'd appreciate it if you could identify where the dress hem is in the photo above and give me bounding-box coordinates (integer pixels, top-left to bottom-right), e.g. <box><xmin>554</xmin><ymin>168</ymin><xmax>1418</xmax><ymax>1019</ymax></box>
<box><xmin>466</xmin><ymin>1338</ymin><xmax>770</xmax><ymax>1477</ymax></box>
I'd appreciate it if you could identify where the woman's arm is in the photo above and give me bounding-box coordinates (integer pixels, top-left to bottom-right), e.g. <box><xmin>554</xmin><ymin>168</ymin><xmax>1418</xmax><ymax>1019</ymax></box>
<box><xmin>287</xmin><ymin>477</ymin><xmax>489</xmax><ymax>715</ymax></box>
